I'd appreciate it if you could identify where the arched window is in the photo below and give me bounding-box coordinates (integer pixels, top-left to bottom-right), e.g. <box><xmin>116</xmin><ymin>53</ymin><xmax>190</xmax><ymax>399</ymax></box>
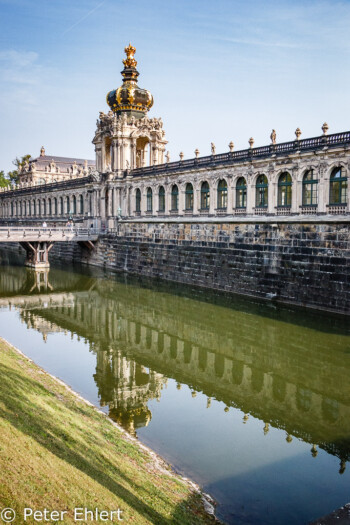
<box><xmin>72</xmin><ymin>195</ymin><xmax>77</xmax><ymax>214</ymax></box>
<box><xmin>33</xmin><ymin>200</ymin><xmax>36</xmax><ymax>216</ymax></box>
<box><xmin>330</xmin><ymin>167</ymin><xmax>347</xmax><ymax>205</ymax></box>
<box><xmin>80</xmin><ymin>195</ymin><xmax>84</xmax><ymax>214</ymax></box>
<box><xmin>185</xmin><ymin>183</ymin><xmax>193</xmax><ymax>210</ymax></box>
<box><xmin>135</xmin><ymin>188</ymin><xmax>141</xmax><ymax>212</ymax></box>
<box><xmin>171</xmin><ymin>184</ymin><xmax>179</xmax><ymax>211</ymax></box>
<box><xmin>38</xmin><ymin>200</ymin><xmax>41</xmax><ymax>216</ymax></box>
<box><xmin>236</xmin><ymin>177</ymin><xmax>247</xmax><ymax>208</ymax></box>
<box><xmin>11</xmin><ymin>202</ymin><xmax>14</xmax><ymax>217</ymax></box>
<box><xmin>19</xmin><ymin>202</ymin><xmax>22</xmax><ymax>216</ymax></box>
<box><xmin>278</xmin><ymin>172</ymin><xmax>292</xmax><ymax>207</ymax></box>
<box><xmin>200</xmin><ymin>181</ymin><xmax>210</xmax><ymax>209</ymax></box>
<box><xmin>28</xmin><ymin>201</ymin><xmax>31</xmax><ymax>216</ymax></box>
<box><xmin>48</xmin><ymin>199</ymin><xmax>52</xmax><ymax>216</ymax></box>
<box><xmin>158</xmin><ymin>186</ymin><xmax>165</xmax><ymax>212</ymax></box>
<box><xmin>66</xmin><ymin>196</ymin><xmax>70</xmax><ymax>215</ymax></box>
<box><xmin>60</xmin><ymin>197</ymin><xmax>64</xmax><ymax>215</ymax></box>
<box><xmin>54</xmin><ymin>198</ymin><xmax>58</xmax><ymax>215</ymax></box>
<box><xmin>146</xmin><ymin>187</ymin><xmax>153</xmax><ymax>212</ymax></box>
<box><xmin>302</xmin><ymin>170</ymin><xmax>318</xmax><ymax>206</ymax></box>
<box><xmin>256</xmin><ymin>175</ymin><xmax>268</xmax><ymax>208</ymax></box>
<box><xmin>217</xmin><ymin>179</ymin><xmax>227</xmax><ymax>209</ymax></box>
<box><xmin>43</xmin><ymin>199</ymin><xmax>46</xmax><ymax>216</ymax></box>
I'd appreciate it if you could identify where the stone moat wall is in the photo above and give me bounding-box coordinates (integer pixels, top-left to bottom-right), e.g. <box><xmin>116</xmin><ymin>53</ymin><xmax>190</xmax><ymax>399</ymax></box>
<box><xmin>48</xmin><ymin>221</ymin><xmax>349</xmax><ymax>314</ymax></box>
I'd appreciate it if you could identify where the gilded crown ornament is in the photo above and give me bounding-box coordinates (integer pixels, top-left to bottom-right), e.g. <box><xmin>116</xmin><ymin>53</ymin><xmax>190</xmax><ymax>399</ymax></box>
<box><xmin>123</xmin><ymin>43</ymin><xmax>137</xmax><ymax>68</ymax></box>
<box><xmin>106</xmin><ymin>44</ymin><xmax>153</xmax><ymax>118</ymax></box>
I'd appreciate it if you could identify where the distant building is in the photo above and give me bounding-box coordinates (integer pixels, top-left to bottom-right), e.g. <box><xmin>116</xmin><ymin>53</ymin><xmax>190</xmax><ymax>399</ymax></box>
<box><xmin>18</xmin><ymin>146</ymin><xmax>95</xmax><ymax>186</ymax></box>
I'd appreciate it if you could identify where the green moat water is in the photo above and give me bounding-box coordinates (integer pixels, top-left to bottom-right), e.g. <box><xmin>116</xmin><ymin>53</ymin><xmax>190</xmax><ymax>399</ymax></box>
<box><xmin>0</xmin><ymin>249</ymin><xmax>349</xmax><ymax>525</ymax></box>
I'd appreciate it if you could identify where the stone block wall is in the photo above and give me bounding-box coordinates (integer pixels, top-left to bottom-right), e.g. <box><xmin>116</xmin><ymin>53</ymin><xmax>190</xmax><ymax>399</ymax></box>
<box><xmin>49</xmin><ymin>221</ymin><xmax>350</xmax><ymax>314</ymax></box>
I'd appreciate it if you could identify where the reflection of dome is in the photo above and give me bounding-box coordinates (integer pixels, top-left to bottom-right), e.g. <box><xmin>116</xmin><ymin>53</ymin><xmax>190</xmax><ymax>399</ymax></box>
<box><xmin>106</xmin><ymin>44</ymin><xmax>153</xmax><ymax>118</ymax></box>
<box><xmin>108</xmin><ymin>406</ymin><xmax>152</xmax><ymax>436</ymax></box>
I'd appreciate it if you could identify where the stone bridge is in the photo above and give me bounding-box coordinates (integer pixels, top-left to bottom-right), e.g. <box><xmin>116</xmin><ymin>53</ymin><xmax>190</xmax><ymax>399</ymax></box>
<box><xmin>0</xmin><ymin>227</ymin><xmax>99</xmax><ymax>268</ymax></box>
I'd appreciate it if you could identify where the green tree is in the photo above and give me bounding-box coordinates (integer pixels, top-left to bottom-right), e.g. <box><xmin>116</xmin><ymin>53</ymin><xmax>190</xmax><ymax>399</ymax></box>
<box><xmin>7</xmin><ymin>154</ymin><xmax>31</xmax><ymax>184</ymax></box>
<box><xmin>0</xmin><ymin>170</ymin><xmax>10</xmax><ymax>188</ymax></box>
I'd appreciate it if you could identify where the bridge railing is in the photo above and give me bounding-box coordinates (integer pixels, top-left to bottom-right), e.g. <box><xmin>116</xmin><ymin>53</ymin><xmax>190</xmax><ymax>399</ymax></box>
<box><xmin>0</xmin><ymin>227</ymin><xmax>100</xmax><ymax>238</ymax></box>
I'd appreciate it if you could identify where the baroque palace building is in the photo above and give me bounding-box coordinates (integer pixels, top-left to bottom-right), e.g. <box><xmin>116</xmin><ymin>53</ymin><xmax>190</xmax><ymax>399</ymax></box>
<box><xmin>0</xmin><ymin>43</ymin><xmax>349</xmax><ymax>226</ymax></box>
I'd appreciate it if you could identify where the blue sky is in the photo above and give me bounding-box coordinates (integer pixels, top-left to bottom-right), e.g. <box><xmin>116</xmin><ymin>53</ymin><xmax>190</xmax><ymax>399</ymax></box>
<box><xmin>0</xmin><ymin>0</ymin><xmax>349</xmax><ymax>172</ymax></box>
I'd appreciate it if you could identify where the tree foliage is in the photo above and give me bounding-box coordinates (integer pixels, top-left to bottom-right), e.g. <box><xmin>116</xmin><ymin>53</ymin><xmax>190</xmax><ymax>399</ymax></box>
<box><xmin>0</xmin><ymin>170</ymin><xmax>10</xmax><ymax>188</ymax></box>
<box><xmin>3</xmin><ymin>154</ymin><xmax>32</xmax><ymax>186</ymax></box>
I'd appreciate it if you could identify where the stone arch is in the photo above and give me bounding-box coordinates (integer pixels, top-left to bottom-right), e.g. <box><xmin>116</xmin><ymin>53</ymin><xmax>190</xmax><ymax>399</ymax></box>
<box><xmin>233</xmin><ymin>173</ymin><xmax>247</xmax><ymax>186</ymax></box>
<box><xmin>135</xmin><ymin>136</ymin><xmax>151</xmax><ymax>168</ymax></box>
<box><xmin>135</xmin><ymin>187</ymin><xmax>141</xmax><ymax>213</ymax></box>
<box><xmin>146</xmin><ymin>187</ymin><xmax>153</xmax><ymax>212</ymax></box>
<box><xmin>326</xmin><ymin>162</ymin><xmax>347</xmax><ymax>180</ymax></box>
<box><xmin>79</xmin><ymin>194</ymin><xmax>84</xmax><ymax>214</ymax></box>
<box><xmin>273</xmin><ymin>168</ymin><xmax>293</xmax><ymax>185</ymax></box>
<box><xmin>72</xmin><ymin>194</ymin><xmax>77</xmax><ymax>215</ymax></box>
<box><xmin>298</xmin><ymin>164</ymin><xmax>318</xmax><ymax>183</ymax></box>
<box><xmin>65</xmin><ymin>195</ymin><xmax>70</xmax><ymax>215</ymax></box>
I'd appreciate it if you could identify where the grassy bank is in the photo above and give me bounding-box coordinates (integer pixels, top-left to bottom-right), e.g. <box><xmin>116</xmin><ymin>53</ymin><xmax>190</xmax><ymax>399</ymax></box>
<box><xmin>0</xmin><ymin>338</ymin><xmax>216</xmax><ymax>524</ymax></box>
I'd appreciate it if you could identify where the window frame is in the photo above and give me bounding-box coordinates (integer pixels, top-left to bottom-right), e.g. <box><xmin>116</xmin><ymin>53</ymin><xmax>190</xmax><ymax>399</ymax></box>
<box><xmin>200</xmin><ymin>181</ymin><xmax>210</xmax><ymax>210</ymax></box>
<box><xmin>235</xmin><ymin>177</ymin><xmax>247</xmax><ymax>209</ymax></box>
<box><xmin>329</xmin><ymin>167</ymin><xmax>347</xmax><ymax>205</ymax></box>
<box><xmin>302</xmin><ymin>170</ymin><xmax>318</xmax><ymax>206</ymax></box>
<box><xmin>255</xmin><ymin>175</ymin><xmax>268</xmax><ymax>208</ymax></box>
<box><xmin>277</xmin><ymin>172</ymin><xmax>292</xmax><ymax>207</ymax></box>
<box><xmin>217</xmin><ymin>179</ymin><xmax>228</xmax><ymax>209</ymax></box>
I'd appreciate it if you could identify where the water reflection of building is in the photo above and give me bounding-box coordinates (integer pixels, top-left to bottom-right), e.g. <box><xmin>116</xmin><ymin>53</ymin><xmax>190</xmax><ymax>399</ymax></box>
<box><xmin>94</xmin><ymin>347</ymin><xmax>166</xmax><ymax>435</ymax></box>
<box><xmin>1</xmin><ymin>265</ymin><xmax>350</xmax><ymax>471</ymax></box>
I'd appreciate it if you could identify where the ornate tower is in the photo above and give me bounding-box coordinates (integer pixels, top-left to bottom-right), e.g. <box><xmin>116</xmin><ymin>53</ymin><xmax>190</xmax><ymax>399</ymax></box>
<box><xmin>93</xmin><ymin>44</ymin><xmax>167</xmax><ymax>176</ymax></box>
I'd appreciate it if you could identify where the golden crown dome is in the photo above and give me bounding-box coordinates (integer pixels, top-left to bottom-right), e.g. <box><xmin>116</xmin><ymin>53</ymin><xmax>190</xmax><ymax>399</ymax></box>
<box><xmin>106</xmin><ymin>44</ymin><xmax>153</xmax><ymax>118</ymax></box>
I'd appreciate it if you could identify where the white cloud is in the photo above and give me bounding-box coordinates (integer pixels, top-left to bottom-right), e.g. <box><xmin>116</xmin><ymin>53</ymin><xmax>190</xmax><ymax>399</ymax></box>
<box><xmin>0</xmin><ymin>49</ymin><xmax>38</xmax><ymax>68</ymax></box>
<box><xmin>0</xmin><ymin>50</ymin><xmax>46</xmax><ymax>87</ymax></box>
<box><xmin>0</xmin><ymin>50</ymin><xmax>56</xmax><ymax>109</ymax></box>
